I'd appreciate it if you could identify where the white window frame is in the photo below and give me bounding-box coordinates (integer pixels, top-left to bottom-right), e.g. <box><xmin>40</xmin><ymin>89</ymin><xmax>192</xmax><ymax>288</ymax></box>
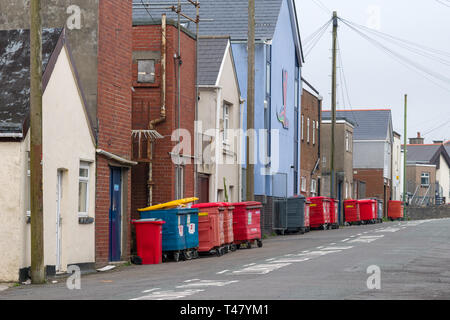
<box><xmin>301</xmin><ymin>177</ymin><xmax>307</xmax><ymax>192</ymax></box>
<box><xmin>78</xmin><ymin>162</ymin><xmax>90</xmax><ymax>217</ymax></box>
<box><xmin>307</xmin><ymin>118</ymin><xmax>310</xmax><ymax>143</ymax></box>
<box><xmin>311</xmin><ymin>179</ymin><xmax>317</xmax><ymax>196</ymax></box>
<box><xmin>301</xmin><ymin>115</ymin><xmax>304</xmax><ymax>141</ymax></box>
<box><xmin>421</xmin><ymin>172</ymin><xmax>430</xmax><ymax>187</ymax></box>
<box><xmin>312</xmin><ymin>121</ymin><xmax>316</xmax><ymax>145</ymax></box>
<box><xmin>223</xmin><ymin>103</ymin><xmax>230</xmax><ymax>145</ymax></box>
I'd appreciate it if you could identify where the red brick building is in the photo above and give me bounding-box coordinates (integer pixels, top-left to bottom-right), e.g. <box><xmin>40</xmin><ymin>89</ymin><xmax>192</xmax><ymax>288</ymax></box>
<box><xmin>300</xmin><ymin>85</ymin><xmax>322</xmax><ymax>197</ymax></box>
<box><xmin>131</xmin><ymin>18</ymin><xmax>196</xmax><ymax>220</ymax></box>
<box><xmin>95</xmin><ymin>0</ymin><xmax>134</xmax><ymax>266</ymax></box>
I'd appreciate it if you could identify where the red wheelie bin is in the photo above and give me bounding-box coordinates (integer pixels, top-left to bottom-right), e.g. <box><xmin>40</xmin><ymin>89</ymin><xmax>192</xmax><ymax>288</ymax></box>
<box><xmin>132</xmin><ymin>219</ymin><xmax>165</xmax><ymax>265</ymax></box>
<box><xmin>305</xmin><ymin>200</ymin><xmax>311</xmax><ymax>232</ymax></box>
<box><xmin>192</xmin><ymin>203</ymin><xmax>226</xmax><ymax>256</ymax></box>
<box><xmin>307</xmin><ymin>197</ymin><xmax>331</xmax><ymax>230</ymax></box>
<box><xmin>358</xmin><ymin>199</ymin><xmax>377</xmax><ymax>224</ymax></box>
<box><xmin>232</xmin><ymin>201</ymin><xmax>263</xmax><ymax>249</ymax></box>
<box><xmin>388</xmin><ymin>200</ymin><xmax>404</xmax><ymax>221</ymax></box>
<box><xmin>221</xmin><ymin>203</ymin><xmax>236</xmax><ymax>252</ymax></box>
<box><xmin>344</xmin><ymin>199</ymin><xmax>360</xmax><ymax>225</ymax></box>
<box><xmin>329</xmin><ymin>198</ymin><xmax>340</xmax><ymax>229</ymax></box>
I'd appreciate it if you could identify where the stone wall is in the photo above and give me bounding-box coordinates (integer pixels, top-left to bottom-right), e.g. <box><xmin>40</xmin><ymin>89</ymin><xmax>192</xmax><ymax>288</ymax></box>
<box><xmin>406</xmin><ymin>205</ymin><xmax>450</xmax><ymax>220</ymax></box>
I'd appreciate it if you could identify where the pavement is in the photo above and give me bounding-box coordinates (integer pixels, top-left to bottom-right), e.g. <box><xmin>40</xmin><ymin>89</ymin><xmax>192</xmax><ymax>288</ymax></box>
<box><xmin>1</xmin><ymin>218</ymin><xmax>450</xmax><ymax>300</ymax></box>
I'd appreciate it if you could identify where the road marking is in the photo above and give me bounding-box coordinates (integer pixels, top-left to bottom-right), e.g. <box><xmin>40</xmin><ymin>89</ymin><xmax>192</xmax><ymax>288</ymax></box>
<box><xmin>216</xmin><ymin>270</ymin><xmax>229</xmax><ymax>275</ymax></box>
<box><xmin>243</xmin><ymin>263</ymin><xmax>256</xmax><ymax>267</ymax></box>
<box><xmin>329</xmin><ymin>243</ymin><xmax>337</xmax><ymax>245</ymax></box>
<box><xmin>184</xmin><ymin>279</ymin><xmax>201</xmax><ymax>283</ymax></box>
<box><xmin>176</xmin><ymin>280</ymin><xmax>239</xmax><ymax>289</ymax></box>
<box><xmin>233</xmin><ymin>263</ymin><xmax>292</xmax><ymax>275</ymax></box>
<box><xmin>341</xmin><ymin>238</ymin><xmax>350</xmax><ymax>242</ymax></box>
<box><xmin>320</xmin><ymin>246</ymin><xmax>354</xmax><ymax>251</ymax></box>
<box><xmin>375</xmin><ymin>227</ymin><xmax>400</xmax><ymax>233</ymax></box>
<box><xmin>265</xmin><ymin>258</ymin><xmax>276</xmax><ymax>262</ymax></box>
<box><xmin>131</xmin><ymin>289</ymin><xmax>205</xmax><ymax>301</ymax></box>
<box><xmin>272</xmin><ymin>257</ymin><xmax>311</xmax><ymax>263</ymax></box>
<box><xmin>142</xmin><ymin>288</ymin><xmax>160</xmax><ymax>293</ymax></box>
<box><xmin>348</xmin><ymin>235</ymin><xmax>384</xmax><ymax>243</ymax></box>
<box><xmin>317</xmin><ymin>246</ymin><xmax>325</xmax><ymax>249</ymax></box>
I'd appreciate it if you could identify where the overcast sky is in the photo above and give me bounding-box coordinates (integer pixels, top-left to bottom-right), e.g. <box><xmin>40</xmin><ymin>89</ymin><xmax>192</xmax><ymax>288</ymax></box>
<box><xmin>296</xmin><ymin>0</ymin><xmax>450</xmax><ymax>143</ymax></box>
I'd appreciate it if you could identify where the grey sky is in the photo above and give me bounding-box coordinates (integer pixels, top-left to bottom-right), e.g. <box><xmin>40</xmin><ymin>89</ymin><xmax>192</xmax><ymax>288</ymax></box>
<box><xmin>296</xmin><ymin>0</ymin><xmax>450</xmax><ymax>143</ymax></box>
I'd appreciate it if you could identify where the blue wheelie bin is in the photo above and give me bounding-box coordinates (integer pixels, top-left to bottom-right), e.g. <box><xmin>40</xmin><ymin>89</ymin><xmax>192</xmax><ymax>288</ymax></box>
<box><xmin>140</xmin><ymin>208</ymin><xmax>199</xmax><ymax>262</ymax></box>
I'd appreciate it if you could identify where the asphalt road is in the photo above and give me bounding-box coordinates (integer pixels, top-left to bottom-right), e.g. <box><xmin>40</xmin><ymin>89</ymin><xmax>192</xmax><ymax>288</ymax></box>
<box><xmin>1</xmin><ymin>218</ymin><xmax>450</xmax><ymax>300</ymax></box>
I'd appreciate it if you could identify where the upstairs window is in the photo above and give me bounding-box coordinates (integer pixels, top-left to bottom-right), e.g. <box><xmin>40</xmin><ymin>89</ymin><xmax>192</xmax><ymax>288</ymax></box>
<box><xmin>138</xmin><ymin>59</ymin><xmax>155</xmax><ymax>83</ymax></box>
<box><xmin>421</xmin><ymin>172</ymin><xmax>430</xmax><ymax>187</ymax></box>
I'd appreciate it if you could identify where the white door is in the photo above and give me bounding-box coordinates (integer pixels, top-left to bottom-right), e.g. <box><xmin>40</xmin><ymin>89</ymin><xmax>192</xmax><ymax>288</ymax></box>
<box><xmin>56</xmin><ymin>171</ymin><xmax>63</xmax><ymax>272</ymax></box>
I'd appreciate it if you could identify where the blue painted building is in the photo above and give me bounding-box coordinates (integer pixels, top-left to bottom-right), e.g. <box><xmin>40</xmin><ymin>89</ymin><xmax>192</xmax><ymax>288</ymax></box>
<box><xmin>133</xmin><ymin>0</ymin><xmax>304</xmax><ymax>232</ymax></box>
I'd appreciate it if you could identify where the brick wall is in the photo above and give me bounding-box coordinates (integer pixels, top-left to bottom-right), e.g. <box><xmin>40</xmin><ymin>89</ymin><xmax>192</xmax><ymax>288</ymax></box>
<box><xmin>131</xmin><ymin>23</ymin><xmax>196</xmax><ymax>215</ymax></box>
<box><xmin>95</xmin><ymin>0</ymin><xmax>133</xmax><ymax>266</ymax></box>
<box><xmin>300</xmin><ymin>89</ymin><xmax>320</xmax><ymax>197</ymax></box>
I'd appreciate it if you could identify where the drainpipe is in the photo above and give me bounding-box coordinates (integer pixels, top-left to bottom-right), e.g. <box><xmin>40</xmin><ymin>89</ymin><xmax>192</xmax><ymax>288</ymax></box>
<box><xmin>148</xmin><ymin>14</ymin><xmax>167</xmax><ymax>206</ymax></box>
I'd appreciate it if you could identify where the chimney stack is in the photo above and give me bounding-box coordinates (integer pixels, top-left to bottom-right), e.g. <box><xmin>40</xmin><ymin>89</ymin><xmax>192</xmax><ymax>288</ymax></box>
<box><xmin>409</xmin><ymin>132</ymin><xmax>425</xmax><ymax>145</ymax></box>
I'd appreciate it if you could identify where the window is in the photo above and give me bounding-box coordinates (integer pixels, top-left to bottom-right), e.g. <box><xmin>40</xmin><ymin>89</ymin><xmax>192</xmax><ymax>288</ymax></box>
<box><xmin>312</xmin><ymin>121</ymin><xmax>316</xmax><ymax>145</ymax></box>
<box><xmin>175</xmin><ymin>165</ymin><xmax>185</xmax><ymax>199</ymax></box>
<box><xmin>301</xmin><ymin>177</ymin><xmax>307</xmax><ymax>192</ymax></box>
<box><xmin>307</xmin><ymin>118</ymin><xmax>310</xmax><ymax>143</ymax></box>
<box><xmin>78</xmin><ymin>162</ymin><xmax>90</xmax><ymax>216</ymax></box>
<box><xmin>137</xmin><ymin>59</ymin><xmax>155</xmax><ymax>83</ymax></box>
<box><xmin>421</xmin><ymin>172</ymin><xmax>430</xmax><ymax>187</ymax></box>
<box><xmin>301</xmin><ymin>115</ymin><xmax>304</xmax><ymax>141</ymax></box>
<box><xmin>223</xmin><ymin>103</ymin><xmax>230</xmax><ymax>143</ymax></box>
<box><xmin>345</xmin><ymin>131</ymin><xmax>352</xmax><ymax>152</ymax></box>
<box><xmin>26</xmin><ymin>152</ymin><xmax>31</xmax><ymax>216</ymax></box>
<box><xmin>311</xmin><ymin>179</ymin><xmax>317</xmax><ymax>196</ymax></box>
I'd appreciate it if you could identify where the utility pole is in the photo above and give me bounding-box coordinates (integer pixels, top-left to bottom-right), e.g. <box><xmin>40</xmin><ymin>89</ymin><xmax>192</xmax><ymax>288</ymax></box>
<box><xmin>246</xmin><ymin>0</ymin><xmax>255</xmax><ymax>201</ymax></box>
<box><xmin>30</xmin><ymin>0</ymin><xmax>45</xmax><ymax>284</ymax></box>
<box><xmin>330</xmin><ymin>11</ymin><xmax>338</xmax><ymax>199</ymax></box>
<box><xmin>403</xmin><ymin>94</ymin><xmax>408</xmax><ymax>218</ymax></box>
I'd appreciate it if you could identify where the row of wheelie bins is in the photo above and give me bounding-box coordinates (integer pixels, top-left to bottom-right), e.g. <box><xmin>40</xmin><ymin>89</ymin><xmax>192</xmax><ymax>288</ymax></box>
<box><xmin>133</xmin><ymin>201</ymin><xmax>264</xmax><ymax>264</ymax></box>
<box><xmin>273</xmin><ymin>196</ymin><xmax>340</xmax><ymax>234</ymax></box>
<box><xmin>343</xmin><ymin>199</ymin><xmax>405</xmax><ymax>224</ymax></box>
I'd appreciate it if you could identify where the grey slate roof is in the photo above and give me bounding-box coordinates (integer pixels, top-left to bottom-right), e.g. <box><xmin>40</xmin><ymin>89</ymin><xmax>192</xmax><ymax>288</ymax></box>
<box><xmin>133</xmin><ymin>0</ymin><xmax>283</xmax><ymax>40</ymax></box>
<box><xmin>197</xmin><ymin>37</ymin><xmax>229</xmax><ymax>86</ymax></box>
<box><xmin>322</xmin><ymin>109</ymin><xmax>392</xmax><ymax>141</ymax></box>
<box><xmin>405</xmin><ymin>144</ymin><xmax>441</xmax><ymax>163</ymax></box>
<box><xmin>0</xmin><ymin>28</ymin><xmax>62</xmax><ymax>135</ymax></box>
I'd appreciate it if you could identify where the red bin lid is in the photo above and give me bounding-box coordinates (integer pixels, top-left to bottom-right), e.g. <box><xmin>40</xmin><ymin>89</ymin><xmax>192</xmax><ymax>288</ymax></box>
<box><xmin>132</xmin><ymin>219</ymin><xmax>165</xmax><ymax>225</ymax></box>
<box><xmin>192</xmin><ymin>202</ymin><xmax>226</xmax><ymax>209</ymax></box>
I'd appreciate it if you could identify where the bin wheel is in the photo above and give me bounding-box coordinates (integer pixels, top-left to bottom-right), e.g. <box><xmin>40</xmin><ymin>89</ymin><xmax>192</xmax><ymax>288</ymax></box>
<box><xmin>173</xmin><ymin>252</ymin><xmax>181</xmax><ymax>262</ymax></box>
<box><xmin>247</xmin><ymin>242</ymin><xmax>252</xmax><ymax>249</ymax></box>
<box><xmin>230</xmin><ymin>244</ymin><xmax>237</xmax><ymax>252</ymax></box>
<box><xmin>183</xmin><ymin>250</ymin><xmax>193</xmax><ymax>261</ymax></box>
<box><xmin>224</xmin><ymin>246</ymin><xmax>229</xmax><ymax>254</ymax></box>
<box><xmin>257</xmin><ymin>240</ymin><xmax>263</xmax><ymax>248</ymax></box>
<box><xmin>335</xmin><ymin>224</ymin><xmax>340</xmax><ymax>229</ymax></box>
<box><xmin>236</xmin><ymin>244</ymin><xmax>241</xmax><ymax>250</ymax></box>
<box><xmin>216</xmin><ymin>248</ymin><xmax>222</xmax><ymax>257</ymax></box>
<box><xmin>322</xmin><ymin>225</ymin><xmax>327</xmax><ymax>231</ymax></box>
<box><xmin>193</xmin><ymin>250</ymin><xmax>199</xmax><ymax>259</ymax></box>
<box><xmin>162</xmin><ymin>253</ymin><xmax>169</xmax><ymax>263</ymax></box>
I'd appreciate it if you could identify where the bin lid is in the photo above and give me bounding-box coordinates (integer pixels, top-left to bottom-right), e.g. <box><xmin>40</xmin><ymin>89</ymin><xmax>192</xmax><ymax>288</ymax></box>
<box><xmin>307</xmin><ymin>196</ymin><xmax>331</xmax><ymax>202</ymax></box>
<box><xmin>232</xmin><ymin>201</ymin><xmax>262</xmax><ymax>209</ymax></box>
<box><xmin>132</xmin><ymin>219</ymin><xmax>165</xmax><ymax>225</ymax></box>
<box><xmin>138</xmin><ymin>197</ymin><xmax>199</xmax><ymax>212</ymax></box>
<box><xmin>192</xmin><ymin>202</ymin><xmax>227</xmax><ymax>209</ymax></box>
<box><xmin>358</xmin><ymin>199</ymin><xmax>377</xmax><ymax>204</ymax></box>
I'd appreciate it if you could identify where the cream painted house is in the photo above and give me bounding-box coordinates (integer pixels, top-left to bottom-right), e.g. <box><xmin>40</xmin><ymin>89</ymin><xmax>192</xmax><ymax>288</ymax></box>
<box><xmin>0</xmin><ymin>28</ymin><xmax>96</xmax><ymax>282</ymax></box>
<box><xmin>196</xmin><ymin>36</ymin><xmax>242</xmax><ymax>203</ymax></box>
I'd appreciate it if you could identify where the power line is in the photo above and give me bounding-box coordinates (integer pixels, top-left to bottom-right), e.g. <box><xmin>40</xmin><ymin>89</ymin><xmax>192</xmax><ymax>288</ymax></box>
<box><xmin>304</xmin><ymin>19</ymin><xmax>332</xmax><ymax>57</ymax></box>
<box><xmin>341</xmin><ymin>18</ymin><xmax>450</xmax><ymax>67</ymax></box>
<box><xmin>309</xmin><ymin>0</ymin><xmax>332</xmax><ymax>14</ymax></box>
<box><xmin>303</xmin><ymin>18</ymin><xmax>332</xmax><ymax>45</ymax></box>
<box><xmin>435</xmin><ymin>0</ymin><xmax>450</xmax><ymax>8</ymax></box>
<box><xmin>339</xmin><ymin>18</ymin><xmax>450</xmax><ymax>93</ymax></box>
<box><xmin>422</xmin><ymin>118</ymin><xmax>450</xmax><ymax>136</ymax></box>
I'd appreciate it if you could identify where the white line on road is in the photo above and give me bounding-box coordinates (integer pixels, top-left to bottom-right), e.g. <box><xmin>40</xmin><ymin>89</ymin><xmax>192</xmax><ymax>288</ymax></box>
<box><xmin>216</xmin><ymin>270</ymin><xmax>229</xmax><ymax>275</ymax></box>
<box><xmin>131</xmin><ymin>289</ymin><xmax>205</xmax><ymax>301</ymax></box>
<box><xmin>176</xmin><ymin>280</ymin><xmax>239</xmax><ymax>289</ymax></box>
<box><xmin>233</xmin><ymin>263</ymin><xmax>292</xmax><ymax>275</ymax></box>
<box><xmin>142</xmin><ymin>288</ymin><xmax>160</xmax><ymax>293</ymax></box>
